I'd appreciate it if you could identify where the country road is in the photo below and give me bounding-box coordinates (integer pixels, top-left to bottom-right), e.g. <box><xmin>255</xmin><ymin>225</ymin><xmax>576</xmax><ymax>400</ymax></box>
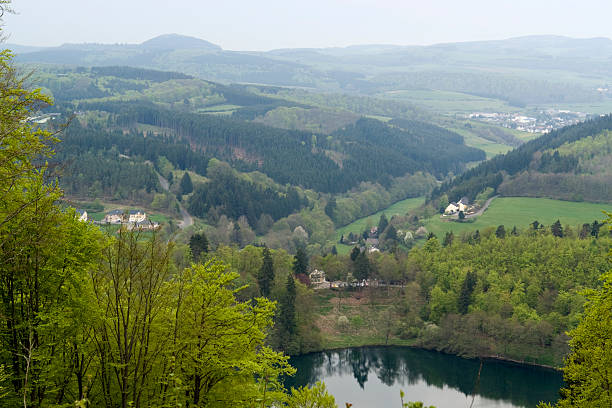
<box><xmin>156</xmin><ymin>172</ymin><xmax>193</xmax><ymax>229</ymax></box>
<box><xmin>465</xmin><ymin>195</ymin><xmax>498</xmax><ymax>219</ymax></box>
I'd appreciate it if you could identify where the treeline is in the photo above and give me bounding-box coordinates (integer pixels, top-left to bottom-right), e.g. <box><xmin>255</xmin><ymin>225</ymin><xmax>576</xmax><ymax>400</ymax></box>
<box><xmin>91</xmin><ymin>65</ymin><xmax>194</xmax><ymax>81</ymax></box>
<box><xmin>188</xmin><ymin>166</ymin><xmax>307</xmax><ymax>226</ymax></box>
<box><xmin>431</xmin><ymin>114</ymin><xmax>612</xmax><ymax>202</ymax></box>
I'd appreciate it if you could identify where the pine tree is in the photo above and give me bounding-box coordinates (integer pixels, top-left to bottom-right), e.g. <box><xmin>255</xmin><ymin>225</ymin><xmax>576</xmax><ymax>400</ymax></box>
<box><xmin>458</xmin><ymin>271</ymin><xmax>477</xmax><ymax>314</ymax></box>
<box><xmin>496</xmin><ymin>225</ymin><xmax>506</xmax><ymax>239</ymax></box>
<box><xmin>179</xmin><ymin>172</ymin><xmax>193</xmax><ymax>195</ymax></box>
<box><xmin>551</xmin><ymin>220</ymin><xmax>564</xmax><ymax>238</ymax></box>
<box><xmin>189</xmin><ymin>232</ymin><xmax>209</xmax><ymax>260</ymax></box>
<box><xmin>378</xmin><ymin>213</ymin><xmax>389</xmax><ymax>234</ymax></box>
<box><xmin>293</xmin><ymin>246</ymin><xmax>308</xmax><ymax>276</ymax></box>
<box><xmin>258</xmin><ymin>246</ymin><xmax>274</xmax><ymax>298</ymax></box>
<box><xmin>278</xmin><ymin>275</ymin><xmax>298</xmax><ymax>354</ymax></box>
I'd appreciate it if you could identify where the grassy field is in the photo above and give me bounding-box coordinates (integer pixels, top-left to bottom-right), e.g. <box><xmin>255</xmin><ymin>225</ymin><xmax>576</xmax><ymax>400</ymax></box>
<box><xmin>335</xmin><ymin>197</ymin><xmax>425</xmax><ymax>254</ymax></box>
<box><xmin>312</xmin><ymin>288</ymin><xmax>416</xmax><ymax>350</ymax></box>
<box><xmin>380</xmin><ymin>89</ymin><xmax>520</xmax><ymax>114</ymax></box>
<box><xmin>424</xmin><ymin>197</ymin><xmax>612</xmax><ymax>237</ymax></box>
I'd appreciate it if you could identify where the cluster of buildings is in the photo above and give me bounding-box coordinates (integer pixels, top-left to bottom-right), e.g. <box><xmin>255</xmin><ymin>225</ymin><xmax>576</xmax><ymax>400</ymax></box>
<box><xmin>444</xmin><ymin>197</ymin><xmax>472</xmax><ymax>216</ymax></box>
<box><xmin>467</xmin><ymin>109</ymin><xmax>587</xmax><ymax>133</ymax></box>
<box><xmin>102</xmin><ymin>209</ymin><xmax>160</xmax><ymax>230</ymax></box>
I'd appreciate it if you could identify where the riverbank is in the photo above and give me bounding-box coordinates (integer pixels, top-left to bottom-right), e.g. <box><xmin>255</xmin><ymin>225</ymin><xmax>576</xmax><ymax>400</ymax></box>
<box><xmin>310</xmin><ymin>287</ymin><xmax>566</xmax><ymax>369</ymax></box>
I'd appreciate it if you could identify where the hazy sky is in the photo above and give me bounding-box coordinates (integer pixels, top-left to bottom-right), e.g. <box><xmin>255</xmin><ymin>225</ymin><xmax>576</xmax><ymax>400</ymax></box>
<box><xmin>5</xmin><ymin>0</ymin><xmax>612</xmax><ymax>50</ymax></box>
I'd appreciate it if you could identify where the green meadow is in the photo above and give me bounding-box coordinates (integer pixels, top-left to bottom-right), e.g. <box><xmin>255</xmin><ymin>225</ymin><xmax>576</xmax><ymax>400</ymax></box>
<box><xmin>424</xmin><ymin>197</ymin><xmax>612</xmax><ymax>237</ymax></box>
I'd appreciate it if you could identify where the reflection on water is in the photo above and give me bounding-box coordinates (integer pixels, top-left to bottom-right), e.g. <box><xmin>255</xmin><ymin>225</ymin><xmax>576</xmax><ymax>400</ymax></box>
<box><xmin>286</xmin><ymin>347</ymin><xmax>563</xmax><ymax>408</ymax></box>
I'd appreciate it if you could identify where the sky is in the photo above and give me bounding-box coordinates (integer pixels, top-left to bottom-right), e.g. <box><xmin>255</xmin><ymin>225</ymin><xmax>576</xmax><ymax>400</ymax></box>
<box><xmin>5</xmin><ymin>0</ymin><xmax>612</xmax><ymax>50</ymax></box>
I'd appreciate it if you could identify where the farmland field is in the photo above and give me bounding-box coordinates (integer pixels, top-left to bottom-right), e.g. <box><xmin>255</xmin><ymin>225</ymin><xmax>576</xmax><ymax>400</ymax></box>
<box><xmin>424</xmin><ymin>197</ymin><xmax>612</xmax><ymax>237</ymax></box>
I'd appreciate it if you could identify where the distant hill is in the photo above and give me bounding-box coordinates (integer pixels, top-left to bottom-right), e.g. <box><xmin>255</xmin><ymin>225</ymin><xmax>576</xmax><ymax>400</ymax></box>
<box><xmin>12</xmin><ymin>35</ymin><xmax>612</xmax><ymax>105</ymax></box>
<box><xmin>140</xmin><ymin>34</ymin><xmax>221</xmax><ymax>51</ymax></box>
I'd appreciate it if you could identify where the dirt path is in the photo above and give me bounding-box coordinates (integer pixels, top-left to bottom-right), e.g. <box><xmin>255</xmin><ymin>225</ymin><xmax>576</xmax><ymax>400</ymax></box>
<box><xmin>156</xmin><ymin>172</ymin><xmax>193</xmax><ymax>229</ymax></box>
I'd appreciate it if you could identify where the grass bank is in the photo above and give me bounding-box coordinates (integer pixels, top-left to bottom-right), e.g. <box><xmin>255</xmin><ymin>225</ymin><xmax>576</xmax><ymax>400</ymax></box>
<box><xmin>424</xmin><ymin>197</ymin><xmax>612</xmax><ymax>237</ymax></box>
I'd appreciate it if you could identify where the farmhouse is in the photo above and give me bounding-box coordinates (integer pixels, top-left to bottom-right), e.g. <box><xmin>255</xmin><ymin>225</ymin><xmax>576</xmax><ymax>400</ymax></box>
<box><xmin>103</xmin><ymin>209</ymin><xmax>124</xmax><ymax>224</ymax></box>
<box><xmin>128</xmin><ymin>210</ymin><xmax>146</xmax><ymax>223</ymax></box>
<box><xmin>444</xmin><ymin>197</ymin><xmax>470</xmax><ymax>215</ymax></box>
<box><xmin>309</xmin><ymin>269</ymin><xmax>326</xmax><ymax>285</ymax></box>
<box><xmin>103</xmin><ymin>209</ymin><xmax>148</xmax><ymax>224</ymax></box>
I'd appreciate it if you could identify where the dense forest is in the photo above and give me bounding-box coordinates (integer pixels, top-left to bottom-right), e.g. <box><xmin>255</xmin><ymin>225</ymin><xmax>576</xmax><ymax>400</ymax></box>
<box><xmin>63</xmin><ymin>100</ymin><xmax>481</xmax><ymax>193</ymax></box>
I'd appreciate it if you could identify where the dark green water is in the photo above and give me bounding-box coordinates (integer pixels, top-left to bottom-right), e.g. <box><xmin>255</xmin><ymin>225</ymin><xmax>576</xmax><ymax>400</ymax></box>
<box><xmin>286</xmin><ymin>347</ymin><xmax>563</xmax><ymax>408</ymax></box>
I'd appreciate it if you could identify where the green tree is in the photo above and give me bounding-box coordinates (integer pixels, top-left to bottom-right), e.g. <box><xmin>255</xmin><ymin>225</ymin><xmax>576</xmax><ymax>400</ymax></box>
<box><xmin>189</xmin><ymin>231</ymin><xmax>209</xmax><ymax>259</ymax></box>
<box><xmin>278</xmin><ymin>275</ymin><xmax>298</xmax><ymax>354</ymax></box>
<box><xmin>551</xmin><ymin>220</ymin><xmax>564</xmax><ymax>238</ymax></box>
<box><xmin>546</xmin><ymin>273</ymin><xmax>612</xmax><ymax>407</ymax></box>
<box><xmin>179</xmin><ymin>171</ymin><xmax>193</xmax><ymax>195</ymax></box>
<box><xmin>258</xmin><ymin>246</ymin><xmax>275</xmax><ymax>298</ymax></box>
<box><xmin>0</xmin><ymin>32</ymin><xmax>106</xmax><ymax>406</ymax></box>
<box><xmin>495</xmin><ymin>225</ymin><xmax>506</xmax><ymax>239</ymax></box>
<box><xmin>378</xmin><ymin>213</ymin><xmax>389</xmax><ymax>234</ymax></box>
<box><xmin>287</xmin><ymin>381</ymin><xmax>336</xmax><ymax>408</ymax></box>
<box><xmin>169</xmin><ymin>260</ymin><xmax>293</xmax><ymax>407</ymax></box>
<box><xmin>293</xmin><ymin>246</ymin><xmax>309</xmax><ymax>276</ymax></box>
<box><xmin>457</xmin><ymin>271</ymin><xmax>477</xmax><ymax>314</ymax></box>
<box><xmin>324</xmin><ymin>197</ymin><xmax>336</xmax><ymax>220</ymax></box>
<box><xmin>442</xmin><ymin>231</ymin><xmax>454</xmax><ymax>247</ymax></box>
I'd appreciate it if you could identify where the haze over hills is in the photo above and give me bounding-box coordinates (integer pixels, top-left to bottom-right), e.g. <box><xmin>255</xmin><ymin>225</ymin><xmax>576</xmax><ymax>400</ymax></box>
<box><xmin>12</xmin><ymin>34</ymin><xmax>612</xmax><ymax>107</ymax></box>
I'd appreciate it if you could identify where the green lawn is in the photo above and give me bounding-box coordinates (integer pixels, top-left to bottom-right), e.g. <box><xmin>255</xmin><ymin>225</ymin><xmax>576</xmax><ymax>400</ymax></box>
<box><xmin>380</xmin><ymin>89</ymin><xmax>519</xmax><ymax>114</ymax></box>
<box><xmin>335</xmin><ymin>197</ymin><xmax>425</xmax><ymax>254</ymax></box>
<box><xmin>424</xmin><ymin>197</ymin><xmax>612</xmax><ymax>237</ymax></box>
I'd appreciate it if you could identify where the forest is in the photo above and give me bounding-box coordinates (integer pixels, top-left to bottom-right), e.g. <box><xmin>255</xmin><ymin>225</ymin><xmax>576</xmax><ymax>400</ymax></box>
<box><xmin>430</xmin><ymin>114</ymin><xmax>612</xmax><ymax>203</ymax></box>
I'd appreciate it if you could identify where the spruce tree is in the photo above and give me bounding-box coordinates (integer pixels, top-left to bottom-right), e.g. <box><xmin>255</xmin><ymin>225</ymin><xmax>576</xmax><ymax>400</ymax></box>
<box><xmin>189</xmin><ymin>232</ymin><xmax>209</xmax><ymax>260</ymax></box>
<box><xmin>179</xmin><ymin>172</ymin><xmax>193</xmax><ymax>195</ymax></box>
<box><xmin>293</xmin><ymin>246</ymin><xmax>308</xmax><ymax>276</ymax></box>
<box><xmin>496</xmin><ymin>225</ymin><xmax>506</xmax><ymax>239</ymax></box>
<box><xmin>551</xmin><ymin>220</ymin><xmax>564</xmax><ymax>238</ymax></box>
<box><xmin>258</xmin><ymin>246</ymin><xmax>274</xmax><ymax>298</ymax></box>
<box><xmin>378</xmin><ymin>213</ymin><xmax>388</xmax><ymax>234</ymax></box>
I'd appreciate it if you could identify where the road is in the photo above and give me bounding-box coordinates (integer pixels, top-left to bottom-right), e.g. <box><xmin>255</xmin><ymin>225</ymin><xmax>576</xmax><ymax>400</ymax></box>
<box><xmin>465</xmin><ymin>195</ymin><xmax>498</xmax><ymax>219</ymax></box>
<box><xmin>156</xmin><ymin>172</ymin><xmax>193</xmax><ymax>229</ymax></box>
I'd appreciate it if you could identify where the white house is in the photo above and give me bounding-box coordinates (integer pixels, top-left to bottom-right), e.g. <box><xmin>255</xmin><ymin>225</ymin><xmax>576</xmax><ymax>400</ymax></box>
<box><xmin>75</xmin><ymin>209</ymin><xmax>88</xmax><ymax>222</ymax></box>
<box><xmin>309</xmin><ymin>269</ymin><xmax>326</xmax><ymax>285</ymax></box>
<box><xmin>104</xmin><ymin>209</ymin><xmax>124</xmax><ymax>224</ymax></box>
<box><xmin>128</xmin><ymin>210</ymin><xmax>147</xmax><ymax>223</ymax></box>
<box><xmin>444</xmin><ymin>202</ymin><xmax>460</xmax><ymax>215</ymax></box>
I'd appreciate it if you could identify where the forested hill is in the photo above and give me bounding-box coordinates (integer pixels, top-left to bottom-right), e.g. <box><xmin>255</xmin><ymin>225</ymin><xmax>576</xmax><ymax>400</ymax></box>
<box><xmin>73</xmin><ymin>100</ymin><xmax>483</xmax><ymax>193</ymax></box>
<box><xmin>431</xmin><ymin>114</ymin><xmax>612</xmax><ymax>203</ymax></box>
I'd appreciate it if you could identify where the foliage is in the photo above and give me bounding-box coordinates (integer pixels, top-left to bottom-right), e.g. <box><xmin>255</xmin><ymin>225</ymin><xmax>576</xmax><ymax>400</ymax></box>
<box><xmin>287</xmin><ymin>381</ymin><xmax>336</xmax><ymax>408</ymax></box>
<box><xmin>546</xmin><ymin>216</ymin><xmax>612</xmax><ymax>407</ymax></box>
<box><xmin>259</xmin><ymin>246</ymin><xmax>275</xmax><ymax>298</ymax></box>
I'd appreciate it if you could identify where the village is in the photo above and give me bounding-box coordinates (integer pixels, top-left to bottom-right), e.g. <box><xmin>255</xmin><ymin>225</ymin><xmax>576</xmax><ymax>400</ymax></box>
<box><xmin>467</xmin><ymin>109</ymin><xmax>588</xmax><ymax>133</ymax></box>
<box><xmin>75</xmin><ymin>208</ymin><xmax>161</xmax><ymax>230</ymax></box>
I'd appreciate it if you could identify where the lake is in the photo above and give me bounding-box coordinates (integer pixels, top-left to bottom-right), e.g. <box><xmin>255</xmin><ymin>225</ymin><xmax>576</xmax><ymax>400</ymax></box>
<box><xmin>286</xmin><ymin>347</ymin><xmax>563</xmax><ymax>408</ymax></box>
